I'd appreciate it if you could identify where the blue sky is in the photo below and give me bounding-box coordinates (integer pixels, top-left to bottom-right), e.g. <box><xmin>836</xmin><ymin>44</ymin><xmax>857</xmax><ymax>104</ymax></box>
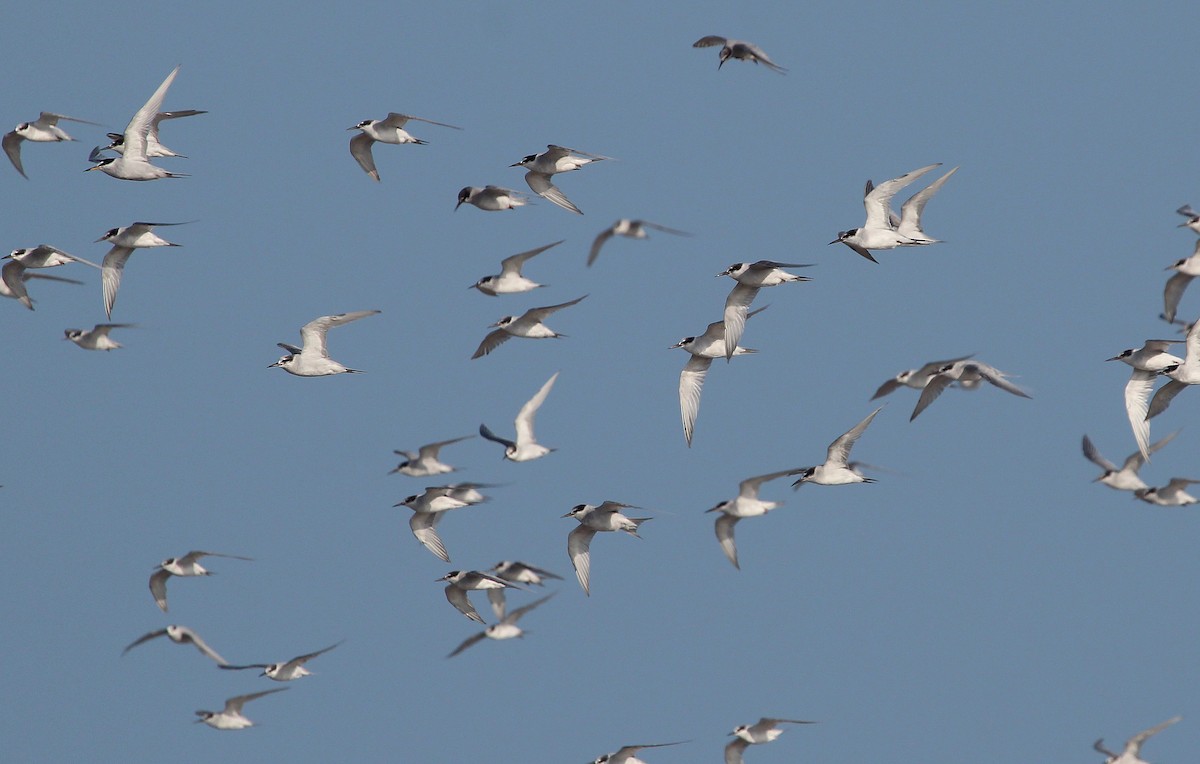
<box><xmin>3</xmin><ymin>2</ymin><xmax>1197</xmax><ymax>761</ymax></box>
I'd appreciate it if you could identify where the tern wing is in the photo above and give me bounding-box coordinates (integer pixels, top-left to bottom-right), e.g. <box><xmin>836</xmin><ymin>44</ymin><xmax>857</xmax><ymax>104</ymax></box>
<box><xmin>447</xmin><ymin>631</ymin><xmax>488</xmax><ymax>658</ymax></box>
<box><xmin>826</xmin><ymin>407</ymin><xmax>883</xmax><ymax>467</ymax></box>
<box><xmin>1146</xmin><ymin>379</ymin><xmax>1188</xmax><ymax>422</ymax></box>
<box><xmin>101</xmin><ymin>246</ymin><xmax>133</xmax><ymax>319</ymax></box>
<box><xmin>505</xmin><ymin>592</ymin><xmax>556</xmax><ymax>624</ymax></box>
<box><xmin>409</xmin><ymin>512</ymin><xmax>449</xmax><ymax>562</ymax></box>
<box><xmin>910</xmin><ymin>373</ymin><xmax>954</xmax><ymax>421</ymax></box>
<box><xmin>419</xmin><ymin>436</ymin><xmax>473</xmax><ymax>459</ymax></box>
<box><xmin>177</xmin><ymin>626</ymin><xmax>228</xmax><ymax>665</ymax></box>
<box><xmin>3</xmin><ymin>132</ymin><xmax>27</xmax><ymax>178</ymax></box>
<box><xmin>123</xmin><ymin>66</ymin><xmax>180</xmax><ymax>161</ymax></box>
<box><xmin>502</xmin><ymin>240</ymin><xmax>562</xmax><ymax>274</ymax></box>
<box><xmin>567</xmin><ymin>525</ymin><xmax>597</xmax><ymax>596</ymax></box>
<box><xmin>1124</xmin><ymin>369</ymin><xmax>1157</xmax><ymax>459</ymax></box>
<box><xmin>896</xmin><ymin>166</ymin><xmax>958</xmax><ymax>241</ymax></box>
<box><xmin>1081</xmin><ymin>434</ymin><xmax>1118</xmax><ymax>472</ymax></box>
<box><xmin>524</xmin><ymin>170</ymin><xmax>582</xmax><ymax>214</ymax></box>
<box><xmin>724</xmin><ymin>738</ymin><xmax>750</xmax><ymax>764</ymax></box>
<box><xmin>714</xmin><ymin>513</ymin><xmax>741</xmax><ymax>569</ymax></box>
<box><xmin>286</xmin><ymin>641</ymin><xmax>342</xmax><ymax>668</ymax></box>
<box><xmin>863</xmin><ymin>163</ymin><xmax>940</xmax><ymax>230</ymax></box>
<box><xmin>471</xmin><ymin>328</ymin><xmax>511</xmax><ymax>359</ymax></box>
<box><xmin>2</xmin><ymin>261</ymin><xmax>33</xmax><ymax>309</ymax></box>
<box><xmin>224</xmin><ymin>688</ymin><xmax>288</xmax><ymax>714</ymax></box>
<box><xmin>349</xmin><ymin>133</ymin><xmax>379</xmax><ymax>181</ymax></box>
<box><xmin>738</xmin><ymin>469</ymin><xmax>797</xmax><ymax>498</ymax></box>
<box><xmin>444</xmin><ymin>584</ymin><xmax>484</xmax><ymax>623</ymax></box>
<box><xmin>478</xmin><ymin>423</ymin><xmax>516</xmax><ymax>450</ymax></box>
<box><xmin>680</xmin><ymin>355</ymin><xmax>711</xmax><ymax>448</ymax></box>
<box><xmin>588</xmin><ymin>227</ymin><xmax>616</xmax><ymax>266</ymax></box>
<box><xmin>723</xmin><ymin>282</ymin><xmax>759</xmax><ymax>360</ymax></box>
<box><xmin>1125</xmin><ymin>429</ymin><xmax>1180</xmax><ymax>471</ymax></box>
<box><xmin>526</xmin><ymin>294</ymin><xmax>587</xmax><ymax>321</ymax></box>
<box><xmin>639</xmin><ymin>221</ymin><xmax>692</xmax><ymax>236</ymax></box>
<box><xmin>514</xmin><ymin>371</ymin><xmax>558</xmax><ymax>448</ymax></box>
<box><xmin>122</xmin><ymin>628</ymin><xmax>168</xmax><ymax>655</ymax></box>
<box><xmin>149</xmin><ymin>569</ymin><xmax>170</xmax><ymax>612</ymax></box>
<box><xmin>693</xmin><ymin>35</ymin><xmax>729</xmax><ymax>48</ymax></box>
<box><xmin>389</xmin><ymin>113</ymin><xmax>462</xmax><ymax>130</ymax></box>
<box><xmin>298</xmin><ymin>310</ymin><xmax>379</xmax><ymax>357</ymax></box>
<box><xmin>1123</xmin><ymin>716</ymin><xmax>1182</xmax><ymax>757</ymax></box>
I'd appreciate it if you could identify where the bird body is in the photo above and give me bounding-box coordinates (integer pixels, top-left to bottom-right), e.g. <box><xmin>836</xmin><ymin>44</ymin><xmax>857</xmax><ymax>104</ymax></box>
<box><xmin>270</xmin><ymin>310</ymin><xmax>380</xmax><ymax>376</ymax></box>
<box><xmin>693</xmin><ymin>36</ymin><xmax>787</xmax><ymax>73</ymax></box>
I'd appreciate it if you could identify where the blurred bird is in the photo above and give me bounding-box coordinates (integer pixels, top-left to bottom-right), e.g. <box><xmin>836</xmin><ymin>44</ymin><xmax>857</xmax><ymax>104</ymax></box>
<box><xmin>588</xmin><ymin>741</ymin><xmax>686</xmax><ymax>764</ymax></box>
<box><xmin>486</xmin><ymin>561</ymin><xmax>562</xmax><ymax>619</ymax></box>
<box><xmin>4</xmin><ymin>111</ymin><xmax>99</xmax><ymax>178</ymax></box>
<box><xmin>64</xmin><ymin>324</ymin><xmax>134</xmax><ymax>351</ymax></box>
<box><xmin>1093</xmin><ymin>715</ymin><xmax>1181</xmax><ymax>763</ymax></box>
<box><xmin>471</xmin><ymin>296</ymin><xmax>586</xmax><ymax>358</ymax></box>
<box><xmin>1162</xmin><ymin>240</ymin><xmax>1200</xmax><ymax>323</ymax></box>
<box><xmin>456</xmin><ymin>185</ymin><xmax>528</xmax><ymax>211</ymax></box>
<box><xmin>195</xmin><ymin>688</ymin><xmax>288</xmax><ymax>730</ymax></box>
<box><xmin>348</xmin><ymin>112</ymin><xmax>461</xmax><ymax>181</ymax></box>
<box><xmin>910</xmin><ymin>359</ymin><xmax>1031</xmax><ymax>421</ymax></box>
<box><xmin>706</xmin><ymin>469</ymin><xmax>796</xmax><ymax>569</ymax></box>
<box><xmin>692</xmin><ymin>36</ymin><xmax>787</xmax><ymax>73</ymax></box>
<box><xmin>1135</xmin><ymin>478</ymin><xmax>1200</xmax><ymax>506</ymax></box>
<box><xmin>219</xmin><ymin>641</ymin><xmax>342</xmax><ymax>681</ymax></box>
<box><xmin>479</xmin><ymin>372</ymin><xmax>559</xmax><ymax>461</ymax></box>
<box><xmin>438</xmin><ymin>570</ymin><xmax>519</xmax><ymax>623</ymax></box>
<box><xmin>564</xmin><ymin>501</ymin><xmax>650</xmax><ymax>595</ymax></box>
<box><xmin>871</xmin><ymin>354</ymin><xmax>975</xmax><ymax>399</ymax></box>
<box><xmin>1176</xmin><ymin>204</ymin><xmax>1200</xmax><ymax>235</ymax></box>
<box><xmin>724</xmin><ymin>718</ymin><xmax>815</xmax><ymax>764</ymax></box>
<box><xmin>149</xmin><ymin>550</ymin><xmax>252</xmax><ymax>613</ymax></box>
<box><xmin>471</xmin><ymin>240</ymin><xmax>562</xmax><ymax>295</ymax></box>
<box><xmin>588</xmin><ymin>219</ymin><xmax>691</xmax><ymax>267</ymax></box>
<box><xmin>0</xmin><ymin>260</ymin><xmax>82</xmax><ymax>310</ymax></box>
<box><xmin>448</xmin><ymin>593</ymin><xmax>555</xmax><ymax>658</ymax></box>
<box><xmin>389</xmin><ymin>436</ymin><xmax>474</xmax><ymax>476</ymax></box>
<box><xmin>269</xmin><ymin>310</ymin><xmax>380</xmax><ymax>376</ymax></box>
<box><xmin>1082</xmin><ymin>432</ymin><xmax>1179</xmax><ymax>492</ymax></box>
<box><xmin>1146</xmin><ymin>317</ymin><xmax>1200</xmax><ymax>423</ymax></box>
<box><xmin>6</xmin><ymin>245</ymin><xmax>100</xmax><ymax>270</ymax></box>
<box><xmin>122</xmin><ymin>624</ymin><xmax>228</xmax><ymax>665</ymax></box>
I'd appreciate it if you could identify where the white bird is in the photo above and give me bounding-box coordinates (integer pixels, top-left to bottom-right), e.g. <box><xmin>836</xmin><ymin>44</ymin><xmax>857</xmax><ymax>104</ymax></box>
<box><xmin>588</xmin><ymin>219</ymin><xmax>691</xmax><ymax>267</ymax></box>
<box><xmin>438</xmin><ymin>570</ymin><xmax>519</xmax><ymax>623</ymax></box>
<box><xmin>791</xmin><ymin>407</ymin><xmax>883</xmax><ymax>487</ymax></box>
<box><xmin>1107</xmin><ymin>340</ymin><xmax>1185</xmax><ymax>459</ymax></box>
<box><xmin>4</xmin><ymin>111</ymin><xmax>98</xmax><ymax>178</ymax></box>
<box><xmin>672</xmin><ymin>308</ymin><xmax>764</xmax><ymax>447</ymax></box>
<box><xmin>1146</xmin><ymin>317</ymin><xmax>1200</xmax><ymax>424</ymax></box>
<box><xmin>707</xmin><ymin>469</ymin><xmax>797</xmax><ymax>569</ymax></box>
<box><xmin>5</xmin><ymin>245</ymin><xmax>100</xmax><ymax>270</ymax></box>
<box><xmin>1177</xmin><ymin>204</ymin><xmax>1200</xmax><ymax>235</ymax></box>
<box><xmin>219</xmin><ymin>641</ymin><xmax>342</xmax><ymax>681</ymax></box>
<box><xmin>389</xmin><ymin>435</ymin><xmax>474</xmax><ymax>476</ymax></box>
<box><xmin>725</xmin><ymin>718</ymin><xmax>815</xmax><ymax>764</ymax></box>
<box><xmin>692</xmin><ymin>36</ymin><xmax>787</xmax><ymax>73</ymax></box>
<box><xmin>486</xmin><ymin>561</ymin><xmax>563</xmax><ymax>619</ymax></box>
<box><xmin>94</xmin><ymin>109</ymin><xmax>206</xmax><ymax>159</ymax></box>
<box><xmin>195</xmin><ymin>688</ymin><xmax>288</xmax><ymax>730</ymax></box>
<box><xmin>471</xmin><ymin>295</ymin><xmax>586</xmax><ymax>358</ymax></box>
<box><xmin>394</xmin><ymin>485</ymin><xmax>473</xmax><ymax>514</ymax></box>
<box><xmin>1082</xmin><ymin>432</ymin><xmax>1179</xmax><ymax>492</ymax></box>
<box><xmin>589</xmin><ymin>741</ymin><xmax>686</xmax><ymax>764</ymax></box>
<box><xmin>471</xmin><ymin>240</ymin><xmax>562</xmax><ymax>295</ymax></box>
<box><xmin>0</xmin><ymin>260</ymin><xmax>81</xmax><ymax>310</ymax></box>
<box><xmin>563</xmin><ymin>501</ymin><xmax>651</xmax><ymax>595</ymax></box>
<box><xmin>269</xmin><ymin>310</ymin><xmax>380</xmax><ymax>376</ymax></box>
<box><xmin>64</xmin><ymin>323</ymin><xmax>134</xmax><ymax>351</ymax></box>
<box><xmin>871</xmin><ymin>354</ymin><xmax>975</xmax><ymax>399</ymax></box>
<box><xmin>831</xmin><ymin>163</ymin><xmax>949</xmax><ymax>262</ymax></box>
<box><xmin>448</xmin><ymin>593</ymin><xmax>555</xmax><ymax>658</ymax></box>
<box><xmin>456</xmin><ymin>185</ymin><xmax>528</xmax><ymax>211</ymax></box>
<box><xmin>1162</xmin><ymin>240</ymin><xmax>1200</xmax><ymax>323</ymax></box>
<box><xmin>910</xmin><ymin>359</ymin><xmax>1031</xmax><ymax>421</ymax></box>
<box><xmin>479</xmin><ymin>371</ymin><xmax>559</xmax><ymax>461</ymax></box>
<box><xmin>1093</xmin><ymin>715</ymin><xmax>1181</xmax><ymax>763</ymax></box>
<box><xmin>85</xmin><ymin>66</ymin><xmax>189</xmax><ymax>180</ymax></box>
<box><xmin>149</xmin><ymin>550</ymin><xmax>252</xmax><ymax>612</ymax></box>
<box><xmin>718</xmin><ymin>261</ymin><xmax>812</xmax><ymax>359</ymax></box>
<box><xmin>888</xmin><ymin>165</ymin><xmax>958</xmax><ymax>244</ymax></box>
<box><xmin>122</xmin><ymin>624</ymin><xmax>229</xmax><ymax>665</ymax></box>
<box><xmin>95</xmin><ymin>221</ymin><xmax>187</xmax><ymax>318</ymax></box>
<box><xmin>1135</xmin><ymin>478</ymin><xmax>1200</xmax><ymax>506</ymax></box>
<box><xmin>348</xmin><ymin>112</ymin><xmax>461</xmax><ymax>181</ymax></box>
<box><xmin>511</xmin><ymin>145</ymin><xmax>608</xmax><ymax>215</ymax></box>
<box><xmin>394</xmin><ymin>487</ymin><xmax>483</xmax><ymax>562</ymax></box>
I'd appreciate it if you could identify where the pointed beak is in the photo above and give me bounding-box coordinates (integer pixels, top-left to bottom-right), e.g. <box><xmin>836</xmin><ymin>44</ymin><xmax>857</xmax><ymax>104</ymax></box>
<box><xmin>1104</xmin><ymin>356</ymin><xmax>1120</xmax><ymax>362</ymax></box>
<box><xmin>84</xmin><ymin>165</ymin><xmax>99</xmax><ymax>172</ymax></box>
<box><xmin>827</xmin><ymin>238</ymin><xmax>840</xmax><ymax>245</ymax></box>
<box><xmin>509</xmin><ymin>162</ymin><xmax>522</xmax><ymax>167</ymax></box>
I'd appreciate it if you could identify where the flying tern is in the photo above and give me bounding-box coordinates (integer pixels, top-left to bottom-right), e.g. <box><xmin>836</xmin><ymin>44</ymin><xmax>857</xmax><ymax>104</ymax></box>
<box><xmin>1163</xmin><ymin>241</ymin><xmax>1200</xmax><ymax>324</ymax></box>
<box><xmin>269</xmin><ymin>310</ymin><xmax>380</xmax><ymax>376</ymax></box>
<box><xmin>195</xmin><ymin>688</ymin><xmax>288</xmax><ymax>730</ymax></box>
<box><xmin>64</xmin><ymin>323</ymin><xmax>134</xmax><ymax>351</ymax></box>
<box><xmin>5</xmin><ymin>245</ymin><xmax>100</xmax><ymax>270</ymax></box>
<box><xmin>692</xmin><ymin>36</ymin><xmax>787</xmax><ymax>73</ymax></box>
<box><xmin>348</xmin><ymin>112</ymin><xmax>461</xmax><ymax>181</ymax></box>
<box><xmin>871</xmin><ymin>354</ymin><xmax>975</xmax><ymax>399</ymax></box>
<box><xmin>725</xmin><ymin>718</ymin><xmax>815</xmax><ymax>764</ymax></box>
<box><xmin>85</xmin><ymin>66</ymin><xmax>189</xmax><ymax>180</ymax></box>
<box><xmin>588</xmin><ymin>741</ymin><xmax>686</xmax><ymax>764</ymax></box>
<box><xmin>718</xmin><ymin>261</ymin><xmax>812</xmax><ymax>359</ymax></box>
<box><xmin>389</xmin><ymin>435</ymin><xmax>474</xmax><ymax>476</ymax></box>
<box><xmin>1093</xmin><ymin>715</ymin><xmax>1181</xmax><ymax>763</ymax></box>
<box><xmin>1107</xmin><ymin>340</ymin><xmax>1184</xmax><ymax>459</ymax></box>
<box><xmin>791</xmin><ymin>407</ymin><xmax>883</xmax><ymax>486</ymax></box>
<box><xmin>672</xmin><ymin>307</ymin><xmax>764</xmax><ymax>447</ymax></box>
<box><xmin>1082</xmin><ymin>432</ymin><xmax>1179</xmax><ymax>492</ymax></box>
<box><xmin>588</xmin><ymin>219</ymin><xmax>691</xmax><ymax>266</ymax></box>
<box><xmin>438</xmin><ymin>570</ymin><xmax>520</xmax><ymax>623</ymax></box>
<box><xmin>1177</xmin><ymin>204</ymin><xmax>1200</xmax><ymax>234</ymax></box>
<box><xmin>93</xmin><ymin>109</ymin><xmax>206</xmax><ymax>159</ymax></box>
<box><xmin>219</xmin><ymin>641</ymin><xmax>342</xmax><ymax>681</ymax></box>
<box><xmin>1135</xmin><ymin>479</ymin><xmax>1199</xmax><ymax>506</ymax></box>
<box><xmin>95</xmin><ymin>221</ymin><xmax>186</xmax><ymax>318</ymax></box>
<box><xmin>910</xmin><ymin>359</ymin><xmax>1031</xmax><ymax>421</ymax></box>
<box><xmin>831</xmin><ymin>163</ymin><xmax>951</xmax><ymax>262</ymax></box>
<box><xmin>707</xmin><ymin>469</ymin><xmax>797</xmax><ymax>569</ymax></box>
<box><xmin>486</xmin><ymin>561</ymin><xmax>562</xmax><ymax>619</ymax></box>
<box><xmin>448</xmin><ymin>593</ymin><xmax>555</xmax><ymax>658</ymax></box>
<box><xmin>479</xmin><ymin>371</ymin><xmax>559</xmax><ymax>461</ymax></box>
<box><xmin>511</xmin><ymin>145</ymin><xmax>608</xmax><ymax>215</ymax></box>
<box><xmin>471</xmin><ymin>295</ymin><xmax>586</xmax><ymax>358</ymax></box>
<box><xmin>149</xmin><ymin>550</ymin><xmax>252</xmax><ymax>612</ymax></box>
<box><xmin>471</xmin><ymin>240</ymin><xmax>562</xmax><ymax>295</ymax></box>
<box><xmin>564</xmin><ymin>501</ymin><xmax>650</xmax><ymax>595</ymax></box>
<box><xmin>456</xmin><ymin>185</ymin><xmax>528</xmax><ymax>211</ymax></box>
<box><xmin>1146</xmin><ymin>317</ymin><xmax>1200</xmax><ymax>423</ymax></box>
<box><xmin>4</xmin><ymin>111</ymin><xmax>98</xmax><ymax>178</ymax></box>
<box><xmin>1</xmin><ymin>260</ymin><xmax>81</xmax><ymax>310</ymax></box>
<box><xmin>122</xmin><ymin>624</ymin><xmax>228</xmax><ymax>665</ymax></box>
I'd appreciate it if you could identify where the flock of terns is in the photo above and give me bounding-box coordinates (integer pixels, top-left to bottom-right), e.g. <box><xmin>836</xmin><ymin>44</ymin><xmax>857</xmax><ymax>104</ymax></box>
<box><xmin>5</xmin><ymin>33</ymin><xmax>1192</xmax><ymax>763</ymax></box>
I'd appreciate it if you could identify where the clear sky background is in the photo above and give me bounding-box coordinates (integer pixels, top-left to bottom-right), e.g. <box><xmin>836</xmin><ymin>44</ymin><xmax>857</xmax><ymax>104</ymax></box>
<box><xmin>2</xmin><ymin>2</ymin><xmax>1197</xmax><ymax>761</ymax></box>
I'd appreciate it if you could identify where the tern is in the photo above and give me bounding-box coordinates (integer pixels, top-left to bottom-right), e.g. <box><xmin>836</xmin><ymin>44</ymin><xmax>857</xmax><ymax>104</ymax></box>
<box><xmin>791</xmin><ymin>407</ymin><xmax>883</xmax><ymax>487</ymax></box>
<box><xmin>64</xmin><ymin>323</ymin><xmax>134</xmax><ymax>351</ymax></box>
<box><xmin>910</xmin><ymin>359</ymin><xmax>1031</xmax><ymax>421</ymax></box>
<box><xmin>707</xmin><ymin>469</ymin><xmax>797</xmax><ymax>569</ymax></box>
<box><xmin>389</xmin><ymin>435</ymin><xmax>474</xmax><ymax>476</ymax></box>
<box><xmin>486</xmin><ymin>561</ymin><xmax>562</xmax><ymax>619</ymax></box>
<box><xmin>588</xmin><ymin>219</ymin><xmax>691</xmax><ymax>267</ymax></box>
<box><xmin>149</xmin><ymin>550</ymin><xmax>252</xmax><ymax>612</ymax></box>
<box><xmin>1107</xmin><ymin>340</ymin><xmax>1184</xmax><ymax>459</ymax></box>
<box><xmin>725</xmin><ymin>718</ymin><xmax>815</xmax><ymax>764</ymax></box>
<box><xmin>718</xmin><ymin>261</ymin><xmax>812</xmax><ymax>359</ymax></box>
<box><xmin>394</xmin><ymin>485</ymin><xmax>473</xmax><ymax>514</ymax></box>
<box><xmin>93</xmin><ymin>109</ymin><xmax>206</xmax><ymax>159</ymax></box>
<box><xmin>479</xmin><ymin>371</ymin><xmax>559</xmax><ymax>461</ymax></box>
<box><xmin>95</xmin><ymin>221</ymin><xmax>187</xmax><ymax>318</ymax></box>
<box><xmin>456</xmin><ymin>185</ymin><xmax>528</xmax><ymax>211</ymax></box>
<box><xmin>471</xmin><ymin>240</ymin><xmax>562</xmax><ymax>295</ymax></box>
<box><xmin>1</xmin><ymin>260</ymin><xmax>82</xmax><ymax>310</ymax></box>
<box><xmin>348</xmin><ymin>112</ymin><xmax>461</xmax><ymax>181</ymax></box>
<box><xmin>588</xmin><ymin>741</ymin><xmax>686</xmax><ymax>764</ymax></box>
<box><xmin>1177</xmin><ymin>204</ymin><xmax>1200</xmax><ymax>234</ymax></box>
<box><xmin>1162</xmin><ymin>241</ymin><xmax>1200</xmax><ymax>323</ymax></box>
<box><xmin>672</xmin><ymin>307</ymin><xmax>764</xmax><ymax>447</ymax></box>
<box><xmin>219</xmin><ymin>641</ymin><xmax>342</xmax><ymax>681</ymax></box>
<box><xmin>4</xmin><ymin>111</ymin><xmax>99</xmax><ymax>178</ymax></box>
<box><xmin>1146</xmin><ymin>317</ymin><xmax>1200</xmax><ymax>423</ymax></box>
<box><xmin>122</xmin><ymin>624</ymin><xmax>228</xmax><ymax>665</ymax></box>
<box><xmin>871</xmin><ymin>354</ymin><xmax>975</xmax><ymax>399</ymax></box>
<box><xmin>85</xmin><ymin>66</ymin><xmax>189</xmax><ymax>180</ymax></box>
<box><xmin>511</xmin><ymin>145</ymin><xmax>608</xmax><ymax>215</ymax></box>
<box><xmin>395</xmin><ymin>487</ymin><xmax>483</xmax><ymax>562</ymax></box>
<box><xmin>1135</xmin><ymin>478</ymin><xmax>1200</xmax><ymax>506</ymax></box>
<box><xmin>448</xmin><ymin>593</ymin><xmax>555</xmax><ymax>658</ymax></box>
<box><xmin>564</xmin><ymin>501</ymin><xmax>651</xmax><ymax>595</ymax></box>
<box><xmin>269</xmin><ymin>310</ymin><xmax>380</xmax><ymax>376</ymax></box>
<box><xmin>831</xmin><ymin>163</ymin><xmax>950</xmax><ymax>262</ymax></box>
<box><xmin>5</xmin><ymin>245</ymin><xmax>100</xmax><ymax>270</ymax></box>
<box><xmin>438</xmin><ymin>570</ymin><xmax>520</xmax><ymax>623</ymax></box>
<box><xmin>1082</xmin><ymin>432</ymin><xmax>1179</xmax><ymax>492</ymax></box>
<box><xmin>195</xmin><ymin>688</ymin><xmax>288</xmax><ymax>730</ymax></box>
<box><xmin>692</xmin><ymin>36</ymin><xmax>787</xmax><ymax>73</ymax></box>
<box><xmin>1093</xmin><ymin>715</ymin><xmax>1181</xmax><ymax>763</ymax></box>
<box><xmin>471</xmin><ymin>295</ymin><xmax>586</xmax><ymax>358</ymax></box>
